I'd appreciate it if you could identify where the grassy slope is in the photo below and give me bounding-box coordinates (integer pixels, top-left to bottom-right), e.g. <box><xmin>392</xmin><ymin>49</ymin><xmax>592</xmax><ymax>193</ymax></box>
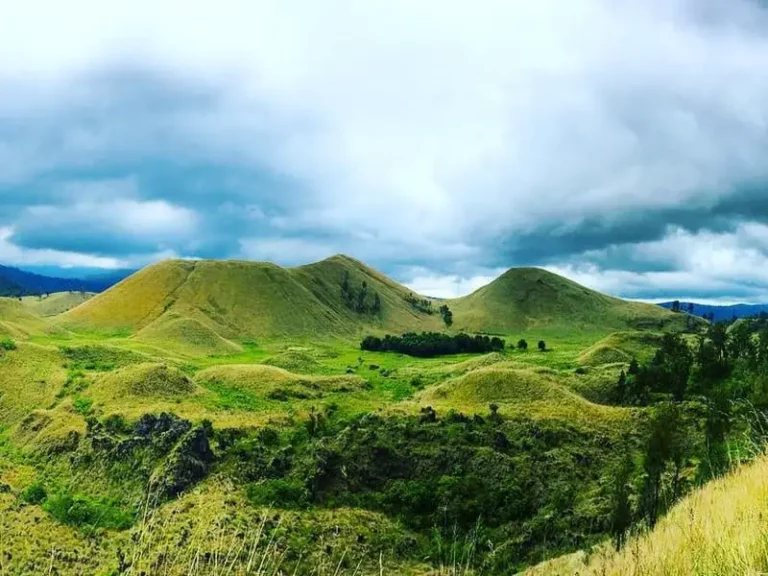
<box><xmin>21</xmin><ymin>292</ymin><xmax>94</xmax><ymax>317</ymax></box>
<box><xmin>0</xmin><ymin>298</ymin><xmax>48</xmax><ymax>338</ymax></box>
<box><xmin>449</xmin><ymin>267</ymin><xmax>694</xmax><ymax>334</ymax></box>
<box><xmin>525</xmin><ymin>454</ymin><xmax>768</xmax><ymax>576</ymax></box>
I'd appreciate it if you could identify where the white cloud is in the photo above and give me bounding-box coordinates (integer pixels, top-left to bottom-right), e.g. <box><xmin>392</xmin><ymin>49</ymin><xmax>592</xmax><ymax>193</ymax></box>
<box><xmin>4</xmin><ymin>0</ymin><xmax>768</xmax><ymax>299</ymax></box>
<box><xmin>548</xmin><ymin>224</ymin><xmax>768</xmax><ymax>303</ymax></box>
<box><xmin>404</xmin><ymin>268</ymin><xmax>507</xmax><ymax>299</ymax></box>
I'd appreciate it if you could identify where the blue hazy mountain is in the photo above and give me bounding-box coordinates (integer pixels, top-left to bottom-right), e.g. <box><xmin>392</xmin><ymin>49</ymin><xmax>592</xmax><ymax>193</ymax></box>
<box><xmin>0</xmin><ymin>265</ymin><xmax>134</xmax><ymax>297</ymax></box>
<box><xmin>659</xmin><ymin>301</ymin><xmax>768</xmax><ymax>322</ymax></box>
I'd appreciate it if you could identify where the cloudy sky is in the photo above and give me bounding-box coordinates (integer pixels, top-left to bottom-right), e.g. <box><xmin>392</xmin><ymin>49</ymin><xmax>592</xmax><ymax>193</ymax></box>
<box><xmin>3</xmin><ymin>0</ymin><xmax>768</xmax><ymax>301</ymax></box>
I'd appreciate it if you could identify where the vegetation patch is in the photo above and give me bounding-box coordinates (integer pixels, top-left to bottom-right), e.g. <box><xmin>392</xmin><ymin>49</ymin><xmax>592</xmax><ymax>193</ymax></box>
<box><xmin>361</xmin><ymin>332</ymin><xmax>506</xmax><ymax>357</ymax></box>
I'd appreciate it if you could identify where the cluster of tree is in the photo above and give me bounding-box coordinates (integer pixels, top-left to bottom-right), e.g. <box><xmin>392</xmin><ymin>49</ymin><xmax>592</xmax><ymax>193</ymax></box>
<box><xmin>341</xmin><ymin>272</ymin><xmax>381</xmax><ymax>315</ymax></box>
<box><xmin>361</xmin><ymin>331</ymin><xmax>505</xmax><ymax>357</ymax></box>
<box><xmin>405</xmin><ymin>293</ymin><xmax>434</xmax><ymax>314</ymax></box>
<box><xmin>616</xmin><ymin>321</ymin><xmax>768</xmax><ymax>407</ymax></box>
<box><xmin>608</xmin><ymin>318</ymin><xmax>768</xmax><ymax>550</ymax></box>
<box><xmin>439</xmin><ymin>304</ymin><xmax>453</xmax><ymax>327</ymax></box>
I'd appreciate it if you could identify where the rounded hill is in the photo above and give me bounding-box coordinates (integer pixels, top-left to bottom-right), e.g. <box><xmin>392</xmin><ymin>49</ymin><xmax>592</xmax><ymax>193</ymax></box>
<box><xmin>449</xmin><ymin>267</ymin><xmax>697</xmax><ymax>333</ymax></box>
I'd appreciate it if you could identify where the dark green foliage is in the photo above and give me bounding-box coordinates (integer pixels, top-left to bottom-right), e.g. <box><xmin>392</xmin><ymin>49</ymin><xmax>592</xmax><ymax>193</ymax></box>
<box><xmin>640</xmin><ymin>404</ymin><xmax>699</xmax><ymax>527</ymax></box>
<box><xmin>21</xmin><ymin>482</ymin><xmax>47</xmax><ymax>504</ymax></box>
<box><xmin>221</xmin><ymin>411</ymin><xmax>639</xmax><ymax>572</ymax></box>
<box><xmin>538</xmin><ymin>340</ymin><xmax>546</xmax><ymax>351</ymax></box>
<box><xmin>43</xmin><ymin>491</ymin><xmax>134</xmax><ymax>531</ymax></box>
<box><xmin>610</xmin><ymin>447</ymin><xmax>634</xmax><ymax>551</ymax></box>
<box><xmin>247</xmin><ymin>479</ymin><xmax>309</xmax><ymax>509</ymax></box>
<box><xmin>517</xmin><ymin>339</ymin><xmax>528</xmax><ymax>351</ymax></box>
<box><xmin>361</xmin><ymin>332</ymin><xmax>505</xmax><ymax>357</ymax></box>
<box><xmin>439</xmin><ymin>304</ymin><xmax>454</xmax><ymax>327</ymax></box>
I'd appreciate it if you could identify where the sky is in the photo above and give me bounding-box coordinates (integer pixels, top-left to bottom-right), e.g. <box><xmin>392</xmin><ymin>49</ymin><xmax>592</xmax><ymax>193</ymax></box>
<box><xmin>3</xmin><ymin>1</ymin><xmax>768</xmax><ymax>302</ymax></box>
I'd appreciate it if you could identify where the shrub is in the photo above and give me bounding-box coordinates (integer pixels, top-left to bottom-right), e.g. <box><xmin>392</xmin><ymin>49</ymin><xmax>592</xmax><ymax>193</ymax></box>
<box><xmin>247</xmin><ymin>479</ymin><xmax>308</xmax><ymax>509</ymax></box>
<box><xmin>72</xmin><ymin>396</ymin><xmax>94</xmax><ymax>416</ymax></box>
<box><xmin>43</xmin><ymin>491</ymin><xmax>134</xmax><ymax>530</ymax></box>
<box><xmin>0</xmin><ymin>336</ymin><xmax>16</xmax><ymax>351</ymax></box>
<box><xmin>21</xmin><ymin>482</ymin><xmax>47</xmax><ymax>505</ymax></box>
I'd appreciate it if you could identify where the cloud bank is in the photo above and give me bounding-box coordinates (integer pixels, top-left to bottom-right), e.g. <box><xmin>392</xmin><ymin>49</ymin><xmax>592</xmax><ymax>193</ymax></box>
<box><xmin>4</xmin><ymin>0</ymin><xmax>768</xmax><ymax>300</ymax></box>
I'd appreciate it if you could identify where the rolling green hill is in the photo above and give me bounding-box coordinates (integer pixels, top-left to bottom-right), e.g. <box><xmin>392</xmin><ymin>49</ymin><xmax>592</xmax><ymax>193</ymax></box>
<box><xmin>57</xmin><ymin>256</ymin><xmax>693</xmax><ymax>354</ymax></box>
<box><xmin>448</xmin><ymin>266</ymin><xmax>697</xmax><ymax>333</ymax></box>
<box><xmin>59</xmin><ymin>256</ymin><xmax>441</xmax><ymax>351</ymax></box>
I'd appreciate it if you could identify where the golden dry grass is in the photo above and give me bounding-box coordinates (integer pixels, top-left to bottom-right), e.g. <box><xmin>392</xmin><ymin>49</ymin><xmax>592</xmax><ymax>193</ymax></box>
<box><xmin>525</xmin><ymin>455</ymin><xmax>768</xmax><ymax>576</ymax></box>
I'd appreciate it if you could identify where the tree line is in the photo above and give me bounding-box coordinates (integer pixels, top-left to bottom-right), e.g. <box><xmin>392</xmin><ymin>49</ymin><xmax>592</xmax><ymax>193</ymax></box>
<box><xmin>361</xmin><ymin>332</ymin><xmax>505</xmax><ymax>357</ymax></box>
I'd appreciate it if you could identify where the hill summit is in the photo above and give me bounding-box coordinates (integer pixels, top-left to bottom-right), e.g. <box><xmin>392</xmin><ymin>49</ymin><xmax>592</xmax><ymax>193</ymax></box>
<box><xmin>60</xmin><ymin>256</ymin><xmax>693</xmax><ymax>352</ymax></box>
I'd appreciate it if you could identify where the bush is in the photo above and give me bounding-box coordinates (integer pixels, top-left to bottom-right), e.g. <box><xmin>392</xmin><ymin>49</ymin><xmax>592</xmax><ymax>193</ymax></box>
<box><xmin>21</xmin><ymin>482</ymin><xmax>47</xmax><ymax>505</ymax></box>
<box><xmin>43</xmin><ymin>491</ymin><xmax>134</xmax><ymax>530</ymax></box>
<box><xmin>0</xmin><ymin>336</ymin><xmax>16</xmax><ymax>351</ymax></box>
<box><xmin>72</xmin><ymin>396</ymin><xmax>93</xmax><ymax>416</ymax></box>
<box><xmin>247</xmin><ymin>479</ymin><xmax>308</xmax><ymax>509</ymax></box>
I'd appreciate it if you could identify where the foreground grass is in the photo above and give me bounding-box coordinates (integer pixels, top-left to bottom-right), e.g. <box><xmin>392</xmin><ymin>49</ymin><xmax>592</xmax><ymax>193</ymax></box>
<box><xmin>525</xmin><ymin>454</ymin><xmax>768</xmax><ymax>575</ymax></box>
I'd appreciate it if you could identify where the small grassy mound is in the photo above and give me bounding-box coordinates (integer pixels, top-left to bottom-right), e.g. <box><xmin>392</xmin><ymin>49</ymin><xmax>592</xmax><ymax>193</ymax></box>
<box><xmin>419</xmin><ymin>367</ymin><xmax>586</xmax><ymax>408</ymax></box>
<box><xmin>195</xmin><ymin>364</ymin><xmax>368</xmax><ymax>402</ymax></box>
<box><xmin>12</xmin><ymin>404</ymin><xmax>86</xmax><ymax>454</ymax></box>
<box><xmin>530</xmin><ymin>455</ymin><xmax>768</xmax><ymax>575</ymax></box>
<box><xmin>264</xmin><ymin>348</ymin><xmax>323</xmax><ymax>373</ymax></box>
<box><xmin>578</xmin><ymin>345</ymin><xmax>632</xmax><ymax>366</ymax></box>
<box><xmin>0</xmin><ymin>342</ymin><xmax>67</xmax><ymax>424</ymax></box>
<box><xmin>578</xmin><ymin>331</ymin><xmax>663</xmax><ymax>366</ymax></box>
<box><xmin>135</xmin><ymin>315</ymin><xmax>243</xmax><ymax>356</ymax></box>
<box><xmin>92</xmin><ymin>363</ymin><xmax>199</xmax><ymax>400</ymax></box>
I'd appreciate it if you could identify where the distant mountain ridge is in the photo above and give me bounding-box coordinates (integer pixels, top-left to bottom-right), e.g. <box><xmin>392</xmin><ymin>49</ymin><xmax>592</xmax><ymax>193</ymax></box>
<box><xmin>0</xmin><ymin>265</ymin><xmax>132</xmax><ymax>297</ymax></box>
<box><xmin>659</xmin><ymin>301</ymin><xmax>768</xmax><ymax>322</ymax></box>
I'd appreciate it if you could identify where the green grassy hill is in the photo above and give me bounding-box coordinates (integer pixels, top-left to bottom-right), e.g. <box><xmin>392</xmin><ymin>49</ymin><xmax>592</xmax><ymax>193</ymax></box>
<box><xmin>59</xmin><ymin>256</ymin><xmax>442</xmax><ymax>352</ymax></box>
<box><xmin>449</xmin><ymin>267</ymin><xmax>696</xmax><ymax>334</ymax></box>
<box><xmin>21</xmin><ymin>292</ymin><xmax>94</xmax><ymax>317</ymax></box>
<box><xmin>56</xmin><ymin>256</ymin><xmax>693</xmax><ymax>355</ymax></box>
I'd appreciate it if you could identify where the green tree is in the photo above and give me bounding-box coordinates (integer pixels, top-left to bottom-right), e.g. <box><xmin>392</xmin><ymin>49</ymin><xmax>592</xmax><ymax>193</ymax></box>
<box><xmin>610</xmin><ymin>447</ymin><xmax>634</xmax><ymax>551</ymax></box>
<box><xmin>439</xmin><ymin>304</ymin><xmax>453</xmax><ymax>328</ymax></box>
<box><xmin>537</xmin><ymin>340</ymin><xmax>546</xmax><ymax>352</ymax></box>
<box><xmin>517</xmin><ymin>339</ymin><xmax>528</xmax><ymax>351</ymax></box>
